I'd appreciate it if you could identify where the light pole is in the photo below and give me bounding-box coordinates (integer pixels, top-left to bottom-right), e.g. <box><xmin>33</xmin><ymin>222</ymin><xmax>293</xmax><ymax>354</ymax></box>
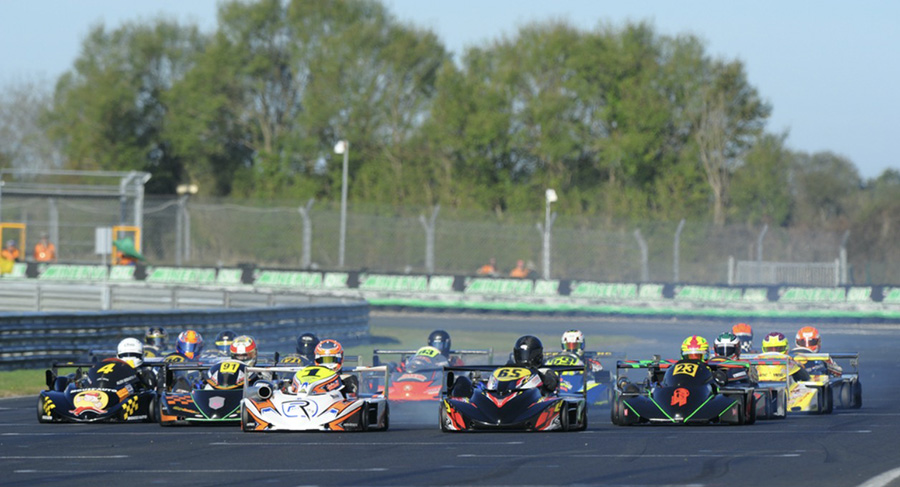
<box><xmin>543</xmin><ymin>188</ymin><xmax>558</xmax><ymax>279</ymax></box>
<box><xmin>175</xmin><ymin>183</ymin><xmax>198</xmax><ymax>266</ymax></box>
<box><xmin>334</xmin><ymin>140</ymin><xmax>349</xmax><ymax>268</ymax></box>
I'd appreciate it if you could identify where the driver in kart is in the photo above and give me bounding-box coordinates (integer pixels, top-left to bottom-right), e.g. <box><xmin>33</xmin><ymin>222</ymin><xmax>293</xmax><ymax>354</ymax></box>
<box><xmin>314</xmin><ymin>339</ymin><xmax>358</xmax><ymax>397</ymax></box>
<box><xmin>164</xmin><ymin>330</ymin><xmax>204</xmax><ymax>363</ymax></box>
<box><xmin>393</xmin><ymin>329</ymin><xmax>463</xmax><ymax>373</ymax></box>
<box><xmin>732</xmin><ymin>323</ymin><xmax>756</xmax><ymax>354</ymax></box>
<box><xmin>757</xmin><ymin>332</ymin><xmax>811</xmax><ymax>382</ymax></box>
<box><xmin>708</xmin><ymin>332</ymin><xmax>758</xmax><ymax>385</ymax></box>
<box><xmin>116</xmin><ymin>337</ymin><xmax>157</xmax><ymax>388</ymax></box>
<box><xmin>507</xmin><ymin>335</ymin><xmax>559</xmax><ymax>395</ymax></box>
<box><xmin>557</xmin><ymin>329</ymin><xmax>604</xmax><ymax>377</ymax></box>
<box><xmin>791</xmin><ymin>326</ymin><xmax>842</xmax><ymax>376</ymax></box>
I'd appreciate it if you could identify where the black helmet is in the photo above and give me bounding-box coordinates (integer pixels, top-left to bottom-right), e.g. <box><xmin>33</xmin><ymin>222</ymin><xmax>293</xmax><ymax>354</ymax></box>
<box><xmin>296</xmin><ymin>332</ymin><xmax>319</xmax><ymax>360</ymax></box>
<box><xmin>145</xmin><ymin>327</ymin><xmax>168</xmax><ymax>349</ymax></box>
<box><xmin>215</xmin><ymin>330</ymin><xmax>237</xmax><ymax>354</ymax></box>
<box><xmin>427</xmin><ymin>330</ymin><xmax>451</xmax><ymax>356</ymax></box>
<box><xmin>512</xmin><ymin>335</ymin><xmax>543</xmax><ymax>367</ymax></box>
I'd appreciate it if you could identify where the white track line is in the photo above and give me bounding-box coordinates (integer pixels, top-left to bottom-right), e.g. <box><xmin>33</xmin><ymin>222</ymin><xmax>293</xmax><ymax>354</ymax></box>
<box><xmin>857</xmin><ymin>466</ymin><xmax>900</xmax><ymax>487</ymax></box>
<box><xmin>2</xmin><ymin>455</ymin><xmax>128</xmax><ymax>459</ymax></box>
<box><xmin>460</xmin><ymin>452</ymin><xmax>804</xmax><ymax>458</ymax></box>
<box><xmin>209</xmin><ymin>441</ymin><xmax>524</xmax><ymax>446</ymax></box>
<box><xmin>16</xmin><ymin>468</ymin><xmax>387</xmax><ymax>474</ymax></box>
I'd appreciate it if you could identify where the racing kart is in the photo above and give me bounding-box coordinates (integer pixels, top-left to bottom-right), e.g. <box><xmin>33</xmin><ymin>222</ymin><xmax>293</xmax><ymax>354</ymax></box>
<box><xmin>157</xmin><ymin>360</ymin><xmax>248</xmax><ymax>425</ymax></box>
<box><xmin>372</xmin><ymin>347</ymin><xmax>492</xmax><ymax>402</ymax></box>
<box><xmin>792</xmin><ymin>352</ymin><xmax>862</xmax><ymax>409</ymax></box>
<box><xmin>439</xmin><ymin>364</ymin><xmax>588</xmax><ymax>432</ymax></box>
<box><xmin>38</xmin><ymin>358</ymin><xmax>162</xmax><ymax>423</ymax></box>
<box><xmin>744</xmin><ymin>356</ymin><xmax>833</xmax><ymax>414</ymax></box>
<box><xmin>611</xmin><ymin>359</ymin><xmax>757</xmax><ymax>425</ymax></box>
<box><xmin>544</xmin><ymin>351</ymin><xmax>618</xmax><ymax>406</ymax></box>
<box><xmin>241</xmin><ymin>365</ymin><xmax>389</xmax><ymax>432</ymax></box>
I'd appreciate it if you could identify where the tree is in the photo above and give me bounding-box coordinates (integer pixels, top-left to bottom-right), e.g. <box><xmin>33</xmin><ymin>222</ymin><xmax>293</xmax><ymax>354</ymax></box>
<box><xmin>694</xmin><ymin>60</ymin><xmax>771</xmax><ymax>225</ymax></box>
<box><xmin>730</xmin><ymin>132</ymin><xmax>793</xmax><ymax>226</ymax></box>
<box><xmin>46</xmin><ymin>20</ymin><xmax>206</xmax><ymax>194</ymax></box>
<box><xmin>0</xmin><ymin>77</ymin><xmax>62</xmax><ymax>171</ymax></box>
<box><xmin>791</xmin><ymin>151</ymin><xmax>861</xmax><ymax>226</ymax></box>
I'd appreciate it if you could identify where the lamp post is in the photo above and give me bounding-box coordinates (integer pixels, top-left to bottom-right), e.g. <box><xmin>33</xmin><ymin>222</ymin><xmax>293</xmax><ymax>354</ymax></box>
<box><xmin>543</xmin><ymin>188</ymin><xmax>558</xmax><ymax>279</ymax></box>
<box><xmin>334</xmin><ymin>140</ymin><xmax>349</xmax><ymax>268</ymax></box>
<box><xmin>175</xmin><ymin>184</ymin><xmax>198</xmax><ymax>266</ymax></box>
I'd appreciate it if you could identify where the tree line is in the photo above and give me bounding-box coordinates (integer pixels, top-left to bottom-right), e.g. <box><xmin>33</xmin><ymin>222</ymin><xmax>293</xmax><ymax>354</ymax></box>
<box><xmin>1</xmin><ymin>0</ymin><xmax>898</xmax><ymax>280</ymax></box>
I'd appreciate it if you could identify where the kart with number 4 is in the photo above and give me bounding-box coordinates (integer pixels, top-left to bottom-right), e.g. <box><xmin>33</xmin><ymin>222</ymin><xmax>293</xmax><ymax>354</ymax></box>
<box><xmin>38</xmin><ymin>358</ymin><xmax>162</xmax><ymax>423</ymax></box>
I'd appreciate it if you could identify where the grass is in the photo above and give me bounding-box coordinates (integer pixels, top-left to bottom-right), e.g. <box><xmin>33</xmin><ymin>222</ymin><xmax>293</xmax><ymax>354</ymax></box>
<box><xmin>0</xmin><ymin>324</ymin><xmax>637</xmax><ymax>397</ymax></box>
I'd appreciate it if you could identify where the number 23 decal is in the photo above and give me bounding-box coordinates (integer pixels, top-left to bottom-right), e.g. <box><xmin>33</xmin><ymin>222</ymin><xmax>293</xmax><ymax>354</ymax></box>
<box><xmin>673</xmin><ymin>363</ymin><xmax>698</xmax><ymax>377</ymax></box>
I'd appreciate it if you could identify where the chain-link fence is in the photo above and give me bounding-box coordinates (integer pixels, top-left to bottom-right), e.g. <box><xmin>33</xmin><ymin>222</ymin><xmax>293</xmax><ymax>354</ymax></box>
<box><xmin>2</xmin><ymin>194</ymin><xmax>887</xmax><ymax>285</ymax></box>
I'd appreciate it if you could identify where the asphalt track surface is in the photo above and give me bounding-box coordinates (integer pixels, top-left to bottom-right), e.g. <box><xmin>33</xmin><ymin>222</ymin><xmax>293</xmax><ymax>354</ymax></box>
<box><xmin>2</xmin><ymin>313</ymin><xmax>899</xmax><ymax>487</ymax></box>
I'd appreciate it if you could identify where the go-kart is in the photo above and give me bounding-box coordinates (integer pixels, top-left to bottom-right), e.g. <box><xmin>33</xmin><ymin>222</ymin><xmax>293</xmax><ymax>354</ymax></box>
<box><xmin>372</xmin><ymin>346</ymin><xmax>492</xmax><ymax>402</ymax></box>
<box><xmin>611</xmin><ymin>359</ymin><xmax>756</xmax><ymax>425</ymax></box>
<box><xmin>241</xmin><ymin>365</ymin><xmax>389</xmax><ymax>432</ymax></box>
<box><xmin>792</xmin><ymin>352</ymin><xmax>861</xmax><ymax>409</ymax></box>
<box><xmin>544</xmin><ymin>351</ymin><xmax>618</xmax><ymax>406</ymax></box>
<box><xmin>157</xmin><ymin>360</ymin><xmax>248</xmax><ymax>425</ymax></box>
<box><xmin>440</xmin><ymin>364</ymin><xmax>587</xmax><ymax>432</ymax></box>
<box><xmin>745</xmin><ymin>355</ymin><xmax>833</xmax><ymax>414</ymax></box>
<box><xmin>38</xmin><ymin>358</ymin><xmax>162</xmax><ymax>423</ymax></box>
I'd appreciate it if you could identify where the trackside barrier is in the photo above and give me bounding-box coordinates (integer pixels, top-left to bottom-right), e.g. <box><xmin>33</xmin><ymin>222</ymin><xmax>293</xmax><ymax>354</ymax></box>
<box><xmin>0</xmin><ymin>302</ymin><xmax>369</xmax><ymax>370</ymax></box>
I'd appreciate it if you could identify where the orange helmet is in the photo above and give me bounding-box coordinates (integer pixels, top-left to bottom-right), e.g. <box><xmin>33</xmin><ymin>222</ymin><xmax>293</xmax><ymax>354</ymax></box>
<box><xmin>795</xmin><ymin>326</ymin><xmax>821</xmax><ymax>352</ymax></box>
<box><xmin>176</xmin><ymin>330</ymin><xmax>204</xmax><ymax>359</ymax></box>
<box><xmin>732</xmin><ymin>323</ymin><xmax>753</xmax><ymax>353</ymax></box>
<box><xmin>314</xmin><ymin>339</ymin><xmax>344</xmax><ymax>371</ymax></box>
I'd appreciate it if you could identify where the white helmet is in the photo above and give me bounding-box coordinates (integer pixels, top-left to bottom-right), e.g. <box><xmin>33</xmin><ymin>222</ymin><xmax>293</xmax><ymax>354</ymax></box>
<box><xmin>561</xmin><ymin>329</ymin><xmax>585</xmax><ymax>354</ymax></box>
<box><xmin>117</xmin><ymin>337</ymin><xmax>144</xmax><ymax>368</ymax></box>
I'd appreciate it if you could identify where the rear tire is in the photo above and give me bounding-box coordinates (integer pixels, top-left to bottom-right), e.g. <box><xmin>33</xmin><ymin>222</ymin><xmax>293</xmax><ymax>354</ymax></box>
<box><xmin>439</xmin><ymin>403</ymin><xmax>452</xmax><ymax>432</ymax></box>
<box><xmin>821</xmin><ymin>385</ymin><xmax>834</xmax><ymax>414</ymax></box>
<box><xmin>852</xmin><ymin>381</ymin><xmax>862</xmax><ymax>409</ymax></box>
<box><xmin>380</xmin><ymin>403</ymin><xmax>390</xmax><ymax>431</ymax></box>
<box><xmin>359</xmin><ymin>402</ymin><xmax>370</xmax><ymax>432</ymax></box>
<box><xmin>559</xmin><ymin>401</ymin><xmax>570</xmax><ymax>431</ymax></box>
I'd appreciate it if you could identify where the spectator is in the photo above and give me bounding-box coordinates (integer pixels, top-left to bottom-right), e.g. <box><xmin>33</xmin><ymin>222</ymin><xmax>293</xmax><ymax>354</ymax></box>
<box><xmin>509</xmin><ymin>259</ymin><xmax>528</xmax><ymax>278</ymax></box>
<box><xmin>477</xmin><ymin>257</ymin><xmax>498</xmax><ymax>276</ymax></box>
<box><xmin>34</xmin><ymin>233</ymin><xmax>56</xmax><ymax>263</ymax></box>
<box><xmin>2</xmin><ymin>240</ymin><xmax>20</xmax><ymax>262</ymax></box>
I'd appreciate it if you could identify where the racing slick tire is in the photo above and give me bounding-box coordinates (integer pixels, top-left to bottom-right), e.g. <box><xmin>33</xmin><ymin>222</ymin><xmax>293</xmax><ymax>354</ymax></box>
<box><xmin>147</xmin><ymin>396</ymin><xmax>159</xmax><ymax>424</ymax></box>
<box><xmin>852</xmin><ymin>381</ymin><xmax>862</xmax><ymax>409</ymax></box>
<box><xmin>359</xmin><ymin>402</ymin><xmax>370</xmax><ymax>432</ymax></box>
<box><xmin>775</xmin><ymin>389</ymin><xmax>788</xmax><ymax>419</ymax></box>
<box><xmin>573</xmin><ymin>404</ymin><xmax>588</xmax><ymax>432</ymax></box>
<box><xmin>36</xmin><ymin>396</ymin><xmax>51</xmax><ymax>423</ymax></box>
<box><xmin>240</xmin><ymin>405</ymin><xmax>251</xmax><ymax>432</ymax></box>
<box><xmin>380</xmin><ymin>403</ymin><xmax>390</xmax><ymax>431</ymax></box>
<box><xmin>439</xmin><ymin>404</ymin><xmax>454</xmax><ymax>432</ymax></box>
<box><xmin>559</xmin><ymin>401</ymin><xmax>570</xmax><ymax>431</ymax></box>
<box><xmin>745</xmin><ymin>394</ymin><xmax>757</xmax><ymax>425</ymax></box>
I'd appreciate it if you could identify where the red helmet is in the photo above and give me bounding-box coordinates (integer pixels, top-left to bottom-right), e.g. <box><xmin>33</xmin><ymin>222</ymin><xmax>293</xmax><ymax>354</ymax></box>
<box><xmin>795</xmin><ymin>326</ymin><xmax>821</xmax><ymax>352</ymax></box>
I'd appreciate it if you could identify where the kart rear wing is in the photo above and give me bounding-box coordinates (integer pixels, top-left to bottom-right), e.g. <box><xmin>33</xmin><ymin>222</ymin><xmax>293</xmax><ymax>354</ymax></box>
<box><xmin>46</xmin><ymin>359</ymin><xmax>166</xmax><ymax>390</ymax></box>
<box><xmin>373</xmin><ymin>349</ymin><xmax>493</xmax><ymax>365</ymax></box>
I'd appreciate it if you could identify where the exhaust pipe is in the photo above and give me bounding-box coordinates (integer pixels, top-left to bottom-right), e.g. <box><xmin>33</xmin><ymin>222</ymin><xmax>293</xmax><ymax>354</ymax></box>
<box><xmin>248</xmin><ymin>384</ymin><xmax>273</xmax><ymax>401</ymax></box>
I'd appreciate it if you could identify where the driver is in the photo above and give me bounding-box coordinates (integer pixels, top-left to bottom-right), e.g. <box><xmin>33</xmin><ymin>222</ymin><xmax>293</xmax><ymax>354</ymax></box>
<box><xmin>708</xmin><ymin>332</ymin><xmax>756</xmax><ymax>384</ymax></box>
<box><xmin>559</xmin><ymin>329</ymin><xmax>604</xmax><ymax>374</ymax></box>
<box><xmin>116</xmin><ymin>337</ymin><xmax>156</xmax><ymax>387</ymax></box>
<box><xmin>214</xmin><ymin>330</ymin><xmax>237</xmax><ymax>356</ymax></box>
<box><xmin>144</xmin><ymin>327</ymin><xmax>168</xmax><ymax>358</ymax></box>
<box><xmin>680</xmin><ymin>335</ymin><xmax>709</xmax><ymax>363</ymax></box>
<box><xmin>427</xmin><ymin>330</ymin><xmax>464</xmax><ymax>366</ymax></box>
<box><xmin>758</xmin><ymin>332</ymin><xmax>810</xmax><ymax>382</ymax></box>
<box><xmin>296</xmin><ymin>332</ymin><xmax>320</xmax><ymax>363</ymax></box>
<box><xmin>792</xmin><ymin>326</ymin><xmax>841</xmax><ymax>376</ymax></box>
<box><xmin>165</xmin><ymin>330</ymin><xmax>204</xmax><ymax>362</ymax></box>
<box><xmin>314</xmin><ymin>339</ymin><xmax>358</xmax><ymax>397</ymax></box>
<box><xmin>509</xmin><ymin>335</ymin><xmax>559</xmax><ymax>395</ymax></box>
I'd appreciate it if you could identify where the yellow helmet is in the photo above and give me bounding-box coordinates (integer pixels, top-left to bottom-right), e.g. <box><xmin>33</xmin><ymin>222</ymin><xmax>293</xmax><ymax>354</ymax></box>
<box><xmin>680</xmin><ymin>335</ymin><xmax>709</xmax><ymax>361</ymax></box>
<box><xmin>761</xmin><ymin>332</ymin><xmax>789</xmax><ymax>353</ymax></box>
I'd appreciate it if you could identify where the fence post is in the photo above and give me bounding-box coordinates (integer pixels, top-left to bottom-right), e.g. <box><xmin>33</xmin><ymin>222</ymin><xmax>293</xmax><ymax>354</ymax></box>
<box><xmin>298</xmin><ymin>199</ymin><xmax>315</xmax><ymax>268</ymax></box>
<box><xmin>634</xmin><ymin>229</ymin><xmax>648</xmax><ymax>282</ymax></box>
<box><xmin>840</xmin><ymin>230</ymin><xmax>850</xmax><ymax>285</ymax></box>
<box><xmin>728</xmin><ymin>255</ymin><xmax>734</xmax><ymax>285</ymax></box>
<box><xmin>673</xmin><ymin>219</ymin><xmax>685</xmax><ymax>283</ymax></box>
<box><xmin>418</xmin><ymin>205</ymin><xmax>440</xmax><ymax>274</ymax></box>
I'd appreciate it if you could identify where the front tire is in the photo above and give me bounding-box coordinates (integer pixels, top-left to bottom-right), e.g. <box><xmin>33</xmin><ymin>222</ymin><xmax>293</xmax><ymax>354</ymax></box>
<box><xmin>36</xmin><ymin>396</ymin><xmax>51</xmax><ymax>423</ymax></box>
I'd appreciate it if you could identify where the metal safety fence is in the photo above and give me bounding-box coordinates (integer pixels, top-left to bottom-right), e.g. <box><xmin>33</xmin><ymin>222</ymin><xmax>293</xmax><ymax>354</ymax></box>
<box><xmin>1</xmin><ymin>194</ymin><xmax>877</xmax><ymax>285</ymax></box>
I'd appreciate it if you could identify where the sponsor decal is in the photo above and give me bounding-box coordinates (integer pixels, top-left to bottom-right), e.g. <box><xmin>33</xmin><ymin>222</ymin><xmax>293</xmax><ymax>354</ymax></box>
<box><xmin>282</xmin><ymin>400</ymin><xmax>318</xmax><ymax>419</ymax></box>
<box><xmin>399</xmin><ymin>373</ymin><xmax>428</xmax><ymax>381</ymax></box>
<box><xmin>670</xmin><ymin>387</ymin><xmax>690</xmax><ymax>407</ymax></box>
<box><xmin>209</xmin><ymin>396</ymin><xmax>225</xmax><ymax>410</ymax></box>
<box><xmin>70</xmin><ymin>391</ymin><xmax>109</xmax><ymax>415</ymax></box>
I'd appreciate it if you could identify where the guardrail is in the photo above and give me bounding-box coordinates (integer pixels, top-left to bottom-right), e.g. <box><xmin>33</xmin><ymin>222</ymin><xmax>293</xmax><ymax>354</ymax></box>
<box><xmin>0</xmin><ymin>302</ymin><xmax>369</xmax><ymax>370</ymax></box>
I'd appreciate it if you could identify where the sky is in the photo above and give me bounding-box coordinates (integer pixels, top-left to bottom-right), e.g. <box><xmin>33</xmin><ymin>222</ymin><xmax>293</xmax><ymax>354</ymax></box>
<box><xmin>1</xmin><ymin>1</ymin><xmax>897</xmax><ymax>180</ymax></box>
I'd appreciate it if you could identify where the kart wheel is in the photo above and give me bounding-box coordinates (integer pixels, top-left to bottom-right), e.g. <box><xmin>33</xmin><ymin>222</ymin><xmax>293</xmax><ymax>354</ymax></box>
<box><xmin>745</xmin><ymin>394</ymin><xmax>756</xmax><ymax>425</ymax></box>
<box><xmin>610</xmin><ymin>397</ymin><xmax>624</xmax><ymax>426</ymax></box>
<box><xmin>240</xmin><ymin>405</ymin><xmax>250</xmax><ymax>432</ymax></box>
<box><xmin>381</xmin><ymin>403</ymin><xmax>390</xmax><ymax>431</ymax></box>
<box><xmin>819</xmin><ymin>385</ymin><xmax>833</xmax><ymax>414</ymax></box>
<box><xmin>852</xmin><ymin>381</ymin><xmax>862</xmax><ymax>409</ymax></box>
<box><xmin>559</xmin><ymin>401</ymin><xmax>570</xmax><ymax>431</ymax></box>
<box><xmin>147</xmin><ymin>396</ymin><xmax>158</xmax><ymax>423</ymax></box>
<box><xmin>359</xmin><ymin>402</ymin><xmax>370</xmax><ymax>432</ymax></box>
<box><xmin>36</xmin><ymin>397</ymin><xmax>51</xmax><ymax>423</ymax></box>
<box><xmin>838</xmin><ymin>382</ymin><xmax>850</xmax><ymax>408</ymax></box>
<box><xmin>439</xmin><ymin>404</ymin><xmax>451</xmax><ymax>432</ymax></box>
<box><xmin>574</xmin><ymin>404</ymin><xmax>588</xmax><ymax>432</ymax></box>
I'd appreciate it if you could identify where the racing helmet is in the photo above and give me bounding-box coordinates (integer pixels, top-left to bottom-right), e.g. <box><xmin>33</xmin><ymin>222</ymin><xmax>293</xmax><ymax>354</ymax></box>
<box><xmin>296</xmin><ymin>332</ymin><xmax>320</xmax><ymax>360</ymax></box>
<box><xmin>512</xmin><ymin>335</ymin><xmax>544</xmax><ymax>367</ymax></box>
<box><xmin>215</xmin><ymin>330</ymin><xmax>237</xmax><ymax>354</ymax></box>
<box><xmin>230</xmin><ymin>335</ymin><xmax>258</xmax><ymax>366</ymax></box>
<box><xmin>680</xmin><ymin>335</ymin><xmax>709</xmax><ymax>361</ymax></box>
<box><xmin>795</xmin><ymin>326</ymin><xmax>821</xmax><ymax>352</ymax></box>
<box><xmin>561</xmin><ymin>329</ymin><xmax>585</xmax><ymax>354</ymax></box>
<box><xmin>117</xmin><ymin>337</ymin><xmax>144</xmax><ymax>368</ymax></box>
<box><xmin>427</xmin><ymin>330</ymin><xmax>451</xmax><ymax>357</ymax></box>
<box><xmin>175</xmin><ymin>330</ymin><xmax>204</xmax><ymax>359</ymax></box>
<box><xmin>732</xmin><ymin>322</ymin><xmax>753</xmax><ymax>353</ymax></box>
<box><xmin>713</xmin><ymin>332</ymin><xmax>741</xmax><ymax>359</ymax></box>
<box><xmin>761</xmin><ymin>332</ymin><xmax>789</xmax><ymax>353</ymax></box>
<box><xmin>314</xmin><ymin>339</ymin><xmax>344</xmax><ymax>371</ymax></box>
<box><xmin>145</xmin><ymin>327</ymin><xmax>168</xmax><ymax>349</ymax></box>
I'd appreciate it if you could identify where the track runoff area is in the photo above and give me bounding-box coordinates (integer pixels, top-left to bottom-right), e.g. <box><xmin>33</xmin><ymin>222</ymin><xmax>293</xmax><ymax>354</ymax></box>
<box><xmin>1</xmin><ymin>315</ymin><xmax>898</xmax><ymax>487</ymax></box>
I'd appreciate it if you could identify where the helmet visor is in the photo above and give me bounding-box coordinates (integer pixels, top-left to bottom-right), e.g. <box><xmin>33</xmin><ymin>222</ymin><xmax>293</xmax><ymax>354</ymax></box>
<box><xmin>797</xmin><ymin>337</ymin><xmax>819</xmax><ymax>349</ymax></box>
<box><xmin>317</xmin><ymin>355</ymin><xmax>341</xmax><ymax>364</ymax></box>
